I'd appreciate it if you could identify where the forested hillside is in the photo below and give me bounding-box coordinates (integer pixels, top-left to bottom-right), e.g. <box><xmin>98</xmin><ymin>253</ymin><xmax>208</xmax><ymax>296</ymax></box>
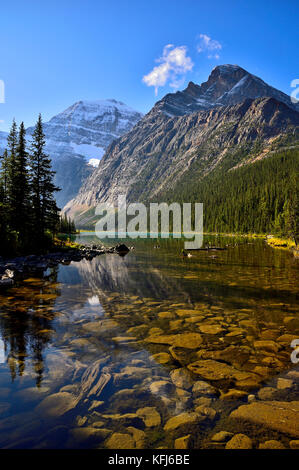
<box><xmin>163</xmin><ymin>148</ymin><xmax>298</xmax><ymax>239</ymax></box>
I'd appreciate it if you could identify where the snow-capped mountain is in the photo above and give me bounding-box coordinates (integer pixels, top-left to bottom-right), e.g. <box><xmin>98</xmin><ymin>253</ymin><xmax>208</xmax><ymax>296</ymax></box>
<box><xmin>34</xmin><ymin>99</ymin><xmax>143</xmax><ymax>166</ymax></box>
<box><xmin>27</xmin><ymin>99</ymin><xmax>143</xmax><ymax>207</ymax></box>
<box><xmin>0</xmin><ymin>100</ymin><xmax>143</xmax><ymax>207</ymax></box>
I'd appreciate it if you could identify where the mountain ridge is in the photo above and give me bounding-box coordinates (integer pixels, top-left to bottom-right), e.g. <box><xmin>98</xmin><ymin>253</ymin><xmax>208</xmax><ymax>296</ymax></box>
<box><xmin>63</xmin><ymin>65</ymin><xmax>299</xmax><ymax>224</ymax></box>
<box><xmin>151</xmin><ymin>64</ymin><xmax>299</xmax><ymax>117</ymax></box>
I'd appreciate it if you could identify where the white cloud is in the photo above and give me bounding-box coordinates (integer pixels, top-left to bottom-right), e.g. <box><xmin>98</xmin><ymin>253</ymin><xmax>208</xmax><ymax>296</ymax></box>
<box><xmin>142</xmin><ymin>45</ymin><xmax>194</xmax><ymax>95</ymax></box>
<box><xmin>197</xmin><ymin>34</ymin><xmax>222</xmax><ymax>59</ymax></box>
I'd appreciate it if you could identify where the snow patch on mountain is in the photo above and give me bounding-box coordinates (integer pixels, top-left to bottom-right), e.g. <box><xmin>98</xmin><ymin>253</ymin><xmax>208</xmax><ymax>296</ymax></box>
<box><xmin>88</xmin><ymin>158</ymin><xmax>101</xmax><ymax>167</ymax></box>
<box><xmin>71</xmin><ymin>143</ymin><xmax>105</xmax><ymax>161</ymax></box>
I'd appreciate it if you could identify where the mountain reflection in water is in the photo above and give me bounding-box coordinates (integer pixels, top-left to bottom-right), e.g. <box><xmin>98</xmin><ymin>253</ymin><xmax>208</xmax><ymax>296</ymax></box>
<box><xmin>0</xmin><ymin>236</ymin><xmax>297</xmax><ymax>449</ymax></box>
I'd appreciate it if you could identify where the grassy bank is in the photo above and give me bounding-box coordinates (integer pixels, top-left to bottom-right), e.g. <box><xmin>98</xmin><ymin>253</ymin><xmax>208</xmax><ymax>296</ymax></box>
<box><xmin>265</xmin><ymin>236</ymin><xmax>297</xmax><ymax>251</ymax></box>
<box><xmin>54</xmin><ymin>235</ymin><xmax>81</xmax><ymax>251</ymax></box>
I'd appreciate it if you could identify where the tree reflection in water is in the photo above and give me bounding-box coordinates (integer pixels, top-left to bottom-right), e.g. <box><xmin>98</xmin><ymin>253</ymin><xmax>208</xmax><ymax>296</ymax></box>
<box><xmin>0</xmin><ymin>267</ymin><xmax>60</xmax><ymax>386</ymax></box>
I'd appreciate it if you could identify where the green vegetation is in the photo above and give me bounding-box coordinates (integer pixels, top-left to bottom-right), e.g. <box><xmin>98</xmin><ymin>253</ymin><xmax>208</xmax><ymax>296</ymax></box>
<box><xmin>162</xmin><ymin>148</ymin><xmax>299</xmax><ymax>242</ymax></box>
<box><xmin>0</xmin><ymin>116</ymin><xmax>76</xmax><ymax>256</ymax></box>
<box><xmin>58</xmin><ymin>213</ymin><xmax>77</xmax><ymax>234</ymax></box>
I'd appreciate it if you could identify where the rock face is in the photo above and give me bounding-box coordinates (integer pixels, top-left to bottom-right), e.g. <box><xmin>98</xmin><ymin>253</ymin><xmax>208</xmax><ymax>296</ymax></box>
<box><xmin>230</xmin><ymin>401</ymin><xmax>299</xmax><ymax>438</ymax></box>
<box><xmin>63</xmin><ymin>65</ymin><xmax>299</xmax><ymax>225</ymax></box>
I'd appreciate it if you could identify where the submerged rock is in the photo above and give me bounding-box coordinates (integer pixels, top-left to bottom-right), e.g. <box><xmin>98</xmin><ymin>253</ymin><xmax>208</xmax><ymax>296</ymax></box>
<box><xmin>80</xmin><ymin>359</ymin><xmax>111</xmax><ymax>398</ymax></box>
<box><xmin>187</xmin><ymin>359</ymin><xmax>257</xmax><ymax>383</ymax></box>
<box><xmin>225</xmin><ymin>433</ymin><xmax>253</xmax><ymax>449</ymax></box>
<box><xmin>220</xmin><ymin>389</ymin><xmax>248</xmax><ymax>400</ymax></box>
<box><xmin>36</xmin><ymin>392</ymin><xmax>79</xmax><ymax>417</ymax></box>
<box><xmin>199</xmin><ymin>325</ymin><xmax>224</xmax><ymax>335</ymax></box>
<box><xmin>105</xmin><ymin>432</ymin><xmax>135</xmax><ymax>449</ymax></box>
<box><xmin>211</xmin><ymin>431</ymin><xmax>234</xmax><ymax>442</ymax></box>
<box><xmin>259</xmin><ymin>440</ymin><xmax>285</xmax><ymax>449</ymax></box>
<box><xmin>145</xmin><ymin>333</ymin><xmax>203</xmax><ymax>349</ymax></box>
<box><xmin>136</xmin><ymin>407</ymin><xmax>161</xmax><ymax>427</ymax></box>
<box><xmin>101</xmin><ymin>413</ymin><xmax>143</xmax><ymax>427</ymax></box>
<box><xmin>170</xmin><ymin>368</ymin><xmax>193</xmax><ymax>390</ymax></box>
<box><xmin>230</xmin><ymin>401</ymin><xmax>299</xmax><ymax>438</ymax></box>
<box><xmin>253</xmin><ymin>340</ymin><xmax>279</xmax><ymax>354</ymax></box>
<box><xmin>192</xmin><ymin>381</ymin><xmax>217</xmax><ymax>397</ymax></box>
<box><xmin>289</xmin><ymin>440</ymin><xmax>299</xmax><ymax>449</ymax></box>
<box><xmin>194</xmin><ymin>397</ymin><xmax>212</xmax><ymax>407</ymax></box>
<box><xmin>83</xmin><ymin>320</ymin><xmax>118</xmax><ymax>334</ymax></box>
<box><xmin>164</xmin><ymin>412</ymin><xmax>203</xmax><ymax>431</ymax></box>
<box><xmin>276</xmin><ymin>378</ymin><xmax>293</xmax><ymax>390</ymax></box>
<box><xmin>194</xmin><ymin>405</ymin><xmax>217</xmax><ymax>421</ymax></box>
<box><xmin>127</xmin><ymin>426</ymin><xmax>146</xmax><ymax>449</ymax></box>
<box><xmin>113</xmin><ymin>366</ymin><xmax>149</xmax><ymax>386</ymax></box>
<box><xmin>69</xmin><ymin>427</ymin><xmax>111</xmax><ymax>445</ymax></box>
<box><xmin>257</xmin><ymin>387</ymin><xmax>279</xmax><ymax>400</ymax></box>
<box><xmin>174</xmin><ymin>434</ymin><xmax>191</xmax><ymax>449</ymax></box>
<box><xmin>150</xmin><ymin>352</ymin><xmax>172</xmax><ymax>364</ymax></box>
<box><xmin>149</xmin><ymin>380</ymin><xmax>173</xmax><ymax>395</ymax></box>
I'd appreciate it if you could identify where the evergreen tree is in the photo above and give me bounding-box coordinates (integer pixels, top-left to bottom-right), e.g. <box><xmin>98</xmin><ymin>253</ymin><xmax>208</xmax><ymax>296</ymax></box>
<box><xmin>0</xmin><ymin>149</ymin><xmax>10</xmax><ymax>249</ymax></box>
<box><xmin>161</xmin><ymin>148</ymin><xmax>299</xmax><ymax>237</ymax></box>
<box><xmin>10</xmin><ymin>122</ymin><xmax>31</xmax><ymax>245</ymax></box>
<box><xmin>0</xmin><ymin>149</ymin><xmax>9</xmax><ymax>202</ymax></box>
<box><xmin>6</xmin><ymin>119</ymin><xmax>18</xmax><ymax>222</ymax></box>
<box><xmin>286</xmin><ymin>176</ymin><xmax>299</xmax><ymax>245</ymax></box>
<box><xmin>58</xmin><ymin>213</ymin><xmax>76</xmax><ymax>233</ymax></box>
<box><xmin>29</xmin><ymin>114</ymin><xmax>60</xmax><ymax>246</ymax></box>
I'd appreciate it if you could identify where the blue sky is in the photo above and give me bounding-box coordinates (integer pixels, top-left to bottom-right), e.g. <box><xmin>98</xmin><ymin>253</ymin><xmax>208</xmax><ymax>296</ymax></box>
<box><xmin>0</xmin><ymin>0</ymin><xmax>298</xmax><ymax>131</ymax></box>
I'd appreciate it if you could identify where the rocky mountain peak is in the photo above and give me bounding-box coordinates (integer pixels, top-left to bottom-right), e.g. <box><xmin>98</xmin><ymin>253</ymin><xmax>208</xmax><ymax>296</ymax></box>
<box><xmin>152</xmin><ymin>64</ymin><xmax>298</xmax><ymax>118</ymax></box>
<box><xmin>185</xmin><ymin>81</ymin><xmax>201</xmax><ymax>97</ymax></box>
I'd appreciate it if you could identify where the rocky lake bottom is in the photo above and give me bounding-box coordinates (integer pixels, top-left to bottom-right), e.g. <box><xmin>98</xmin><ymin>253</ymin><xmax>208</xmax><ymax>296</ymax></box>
<box><xmin>0</xmin><ymin>235</ymin><xmax>298</xmax><ymax>449</ymax></box>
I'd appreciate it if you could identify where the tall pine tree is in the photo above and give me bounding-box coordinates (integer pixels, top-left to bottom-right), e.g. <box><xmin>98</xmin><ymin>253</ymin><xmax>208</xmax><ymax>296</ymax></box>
<box><xmin>0</xmin><ymin>149</ymin><xmax>10</xmax><ymax>249</ymax></box>
<box><xmin>0</xmin><ymin>149</ymin><xmax>9</xmax><ymax>203</ymax></box>
<box><xmin>11</xmin><ymin>122</ymin><xmax>31</xmax><ymax>245</ymax></box>
<box><xmin>30</xmin><ymin>114</ymin><xmax>60</xmax><ymax>246</ymax></box>
<box><xmin>6</xmin><ymin>119</ymin><xmax>18</xmax><ymax>225</ymax></box>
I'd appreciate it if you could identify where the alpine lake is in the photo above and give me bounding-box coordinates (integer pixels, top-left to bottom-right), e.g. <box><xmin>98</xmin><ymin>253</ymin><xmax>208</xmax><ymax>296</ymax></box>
<box><xmin>0</xmin><ymin>234</ymin><xmax>298</xmax><ymax>449</ymax></box>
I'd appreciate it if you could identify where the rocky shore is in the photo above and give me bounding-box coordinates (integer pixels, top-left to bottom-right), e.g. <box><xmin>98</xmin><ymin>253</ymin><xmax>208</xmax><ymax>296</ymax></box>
<box><xmin>0</xmin><ymin>243</ymin><xmax>130</xmax><ymax>288</ymax></box>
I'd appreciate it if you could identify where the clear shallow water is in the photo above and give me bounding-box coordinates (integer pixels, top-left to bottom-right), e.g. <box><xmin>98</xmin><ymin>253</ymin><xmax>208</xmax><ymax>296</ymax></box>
<box><xmin>0</xmin><ymin>235</ymin><xmax>298</xmax><ymax>449</ymax></box>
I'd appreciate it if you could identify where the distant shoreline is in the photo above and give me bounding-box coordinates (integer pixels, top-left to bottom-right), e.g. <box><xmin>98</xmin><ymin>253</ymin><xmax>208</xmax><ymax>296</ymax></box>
<box><xmin>76</xmin><ymin>230</ymin><xmax>297</xmax><ymax>254</ymax></box>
